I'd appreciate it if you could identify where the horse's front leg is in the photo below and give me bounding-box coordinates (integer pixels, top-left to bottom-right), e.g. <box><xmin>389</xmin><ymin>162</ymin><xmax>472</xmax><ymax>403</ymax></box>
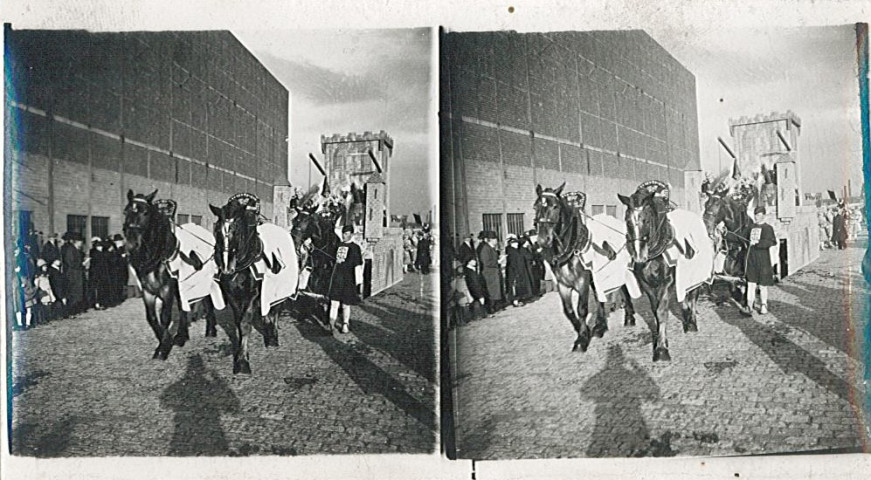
<box><xmin>680</xmin><ymin>287</ymin><xmax>700</xmax><ymax>333</ymax></box>
<box><xmin>621</xmin><ymin>285</ymin><xmax>636</xmax><ymax>327</ymax></box>
<box><xmin>173</xmin><ymin>294</ymin><xmax>191</xmax><ymax>346</ymax></box>
<box><xmin>233</xmin><ymin>301</ymin><xmax>255</xmax><ymax>375</ymax></box>
<box><xmin>142</xmin><ymin>292</ymin><xmax>164</xmax><ymax>359</ymax></box>
<box><xmin>263</xmin><ymin>308</ymin><xmax>280</xmax><ymax>347</ymax></box>
<box><xmin>589</xmin><ymin>282</ymin><xmax>608</xmax><ymax>339</ymax></box>
<box><xmin>204</xmin><ymin>297</ymin><xmax>218</xmax><ymax>337</ymax></box>
<box><xmin>557</xmin><ymin>282</ymin><xmax>590</xmax><ymax>353</ymax></box>
<box><xmin>650</xmin><ymin>277</ymin><xmax>674</xmax><ymax>362</ymax></box>
<box><xmin>154</xmin><ymin>296</ymin><xmax>177</xmax><ymax>360</ymax></box>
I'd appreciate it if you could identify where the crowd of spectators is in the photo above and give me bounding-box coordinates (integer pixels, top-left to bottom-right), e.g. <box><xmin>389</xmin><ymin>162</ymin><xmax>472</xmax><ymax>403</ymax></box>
<box><xmin>12</xmin><ymin>225</ymin><xmax>132</xmax><ymax>330</ymax></box>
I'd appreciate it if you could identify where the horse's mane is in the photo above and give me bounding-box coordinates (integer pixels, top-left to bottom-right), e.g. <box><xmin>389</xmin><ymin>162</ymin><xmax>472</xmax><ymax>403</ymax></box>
<box><xmin>125</xmin><ymin>196</ymin><xmax>176</xmax><ymax>273</ymax></box>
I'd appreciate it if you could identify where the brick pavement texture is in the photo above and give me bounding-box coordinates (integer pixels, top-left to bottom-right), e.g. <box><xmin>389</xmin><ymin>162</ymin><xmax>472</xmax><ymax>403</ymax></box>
<box><xmin>453</xmin><ymin>244</ymin><xmax>870</xmax><ymax>459</ymax></box>
<box><xmin>10</xmin><ymin>272</ymin><xmax>438</xmax><ymax>457</ymax></box>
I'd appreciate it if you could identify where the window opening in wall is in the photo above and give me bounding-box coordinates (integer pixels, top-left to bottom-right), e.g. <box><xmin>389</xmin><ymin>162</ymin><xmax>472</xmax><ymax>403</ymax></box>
<box><xmin>507</xmin><ymin>213</ymin><xmax>525</xmax><ymax>237</ymax></box>
<box><xmin>606</xmin><ymin>205</ymin><xmax>617</xmax><ymax>218</ymax></box>
<box><xmin>91</xmin><ymin>216</ymin><xmax>109</xmax><ymax>240</ymax></box>
<box><xmin>177</xmin><ymin>214</ymin><xmax>190</xmax><ymax>225</ymax></box>
<box><xmin>67</xmin><ymin>215</ymin><xmax>87</xmax><ymax>239</ymax></box>
<box><xmin>190</xmin><ymin>215</ymin><xmax>203</xmax><ymax>226</ymax></box>
<box><xmin>591</xmin><ymin>205</ymin><xmax>605</xmax><ymax>216</ymax></box>
<box><xmin>482</xmin><ymin>213</ymin><xmax>503</xmax><ymax>241</ymax></box>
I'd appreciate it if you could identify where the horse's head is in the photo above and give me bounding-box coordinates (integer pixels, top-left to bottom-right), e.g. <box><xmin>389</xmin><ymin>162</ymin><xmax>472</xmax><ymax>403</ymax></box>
<box><xmin>618</xmin><ymin>189</ymin><xmax>661</xmax><ymax>264</ymax></box>
<box><xmin>123</xmin><ymin>189</ymin><xmax>158</xmax><ymax>252</ymax></box>
<box><xmin>702</xmin><ymin>193</ymin><xmax>732</xmax><ymax>239</ymax></box>
<box><xmin>533</xmin><ymin>182</ymin><xmax>566</xmax><ymax>249</ymax></box>
<box><xmin>290</xmin><ymin>209</ymin><xmax>322</xmax><ymax>251</ymax></box>
<box><xmin>209</xmin><ymin>201</ymin><xmax>258</xmax><ymax>275</ymax></box>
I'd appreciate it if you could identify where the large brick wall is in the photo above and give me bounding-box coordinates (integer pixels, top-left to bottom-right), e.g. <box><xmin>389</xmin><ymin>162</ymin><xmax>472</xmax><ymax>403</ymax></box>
<box><xmin>6</xmin><ymin>28</ymin><xmax>288</xmax><ymax>238</ymax></box>
<box><xmin>441</xmin><ymin>30</ymin><xmax>701</xmax><ymax>239</ymax></box>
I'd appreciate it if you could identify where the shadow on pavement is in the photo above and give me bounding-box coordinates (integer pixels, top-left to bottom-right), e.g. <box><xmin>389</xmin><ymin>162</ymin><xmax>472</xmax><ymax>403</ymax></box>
<box><xmin>773</xmin><ymin>279</ymin><xmax>856</xmax><ymax>358</ymax></box>
<box><xmin>12</xmin><ymin>416</ymin><xmax>76</xmax><ymax>457</ymax></box>
<box><xmin>581</xmin><ymin>344</ymin><xmax>665</xmax><ymax>457</ymax></box>
<box><xmin>294</xmin><ymin>319</ymin><xmax>436</xmax><ymax>436</ymax></box>
<box><xmin>717</xmin><ymin>308</ymin><xmax>851</xmax><ymax>402</ymax></box>
<box><xmin>160</xmin><ymin>354</ymin><xmax>240</xmax><ymax>456</ymax></box>
<box><xmin>355</xmin><ymin>299</ymin><xmax>436</xmax><ymax>383</ymax></box>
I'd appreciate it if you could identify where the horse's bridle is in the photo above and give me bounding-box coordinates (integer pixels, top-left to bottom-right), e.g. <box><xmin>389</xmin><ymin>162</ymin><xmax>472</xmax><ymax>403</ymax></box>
<box><xmin>535</xmin><ymin>191</ymin><xmax>590</xmax><ymax>266</ymax></box>
<box><xmin>216</xmin><ymin>211</ymin><xmax>260</xmax><ymax>275</ymax></box>
<box><xmin>625</xmin><ymin>200</ymin><xmax>669</xmax><ymax>261</ymax></box>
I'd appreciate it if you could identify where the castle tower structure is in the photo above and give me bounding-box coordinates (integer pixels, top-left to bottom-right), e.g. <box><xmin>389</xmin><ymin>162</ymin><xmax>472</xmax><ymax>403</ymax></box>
<box><xmin>729</xmin><ymin>111</ymin><xmax>802</xmax><ymax>214</ymax></box>
<box><xmin>321</xmin><ymin>130</ymin><xmax>394</xmax><ymax>218</ymax></box>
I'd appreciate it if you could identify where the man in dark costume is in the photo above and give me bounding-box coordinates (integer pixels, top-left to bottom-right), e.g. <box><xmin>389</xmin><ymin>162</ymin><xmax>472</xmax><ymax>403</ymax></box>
<box><xmin>328</xmin><ymin>225</ymin><xmax>363</xmax><ymax>334</ymax></box>
<box><xmin>742</xmin><ymin>206</ymin><xmax>777</xmax><ymax>316</ymax></box>
<box><xmin>415</xmin><ymin>226</ymin><xmax>433</xmax><ymax>274</ymax></box>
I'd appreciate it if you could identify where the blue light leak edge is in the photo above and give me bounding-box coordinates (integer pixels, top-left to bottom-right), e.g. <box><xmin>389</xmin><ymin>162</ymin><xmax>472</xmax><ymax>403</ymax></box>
<box><xmin>858</xmin><ymin>22</ymin><xmax>871</xmax><ymax>451</ymax></box>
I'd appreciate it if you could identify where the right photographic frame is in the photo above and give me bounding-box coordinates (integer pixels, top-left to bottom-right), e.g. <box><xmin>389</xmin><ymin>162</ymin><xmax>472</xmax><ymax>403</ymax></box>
<box><xmin>440</xmin><ymin>26</ymin><xmax>869</xmax><ymax>460</ymax></box>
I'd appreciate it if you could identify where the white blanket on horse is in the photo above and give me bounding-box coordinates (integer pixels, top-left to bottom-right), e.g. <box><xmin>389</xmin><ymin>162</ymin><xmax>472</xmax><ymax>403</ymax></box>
<box><xmin>579</xmin><ymin>214</ymin><xmax>641</xmax><ymax>302</ymax></box>
<box><xmin>664</xmin><ymin>209</ymin><xmax>714</xmax><ymax>303</ymax></box>
<box><xmin>252</xmin><ymin>223</ymin><xmax>299</xmax><ymax>316</ymax></box>
<box><xmin>168</xmin><ymin>223</ymin><xmax>226</xmax><ymax>312</ymax></box>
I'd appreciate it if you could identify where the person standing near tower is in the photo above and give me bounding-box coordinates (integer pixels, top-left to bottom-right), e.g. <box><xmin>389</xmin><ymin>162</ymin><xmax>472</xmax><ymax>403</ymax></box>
<box><xmin>743</xmin><ymin>206</ymin><xmax>777</xmax><ymax>316</ymax></box>
<box><xmin>328</xmin><ymin>225</ymin><xmax>363</xmax><ymax>334</ymax></box>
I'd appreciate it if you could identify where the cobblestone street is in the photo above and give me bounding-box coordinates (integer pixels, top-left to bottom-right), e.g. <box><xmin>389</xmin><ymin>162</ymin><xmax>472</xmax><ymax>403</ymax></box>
<box><xmin>453</xmin><ymin>243</ymin><xmax>870</xmax><ymax>460</ymax></box>
<box><xmin>10</xmin><ymin>273</ymin><xmax>437</xmax><ymax>457</ymax></box>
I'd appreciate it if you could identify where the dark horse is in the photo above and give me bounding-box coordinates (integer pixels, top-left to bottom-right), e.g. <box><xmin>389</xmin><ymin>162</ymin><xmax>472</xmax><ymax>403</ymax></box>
<box><xmin>210</xmin><ymin>194</ymin><xmax>296</xmax><ymax>374</ymax></box>
<box><xmin>123</xmin><ymin>190</ymin><xmax>216</xmax><ymax>360</ymax></box>
<box><xmin>289</xmin><ymin>208</ymin><xmax>340</xmax><ymax>325</ymax></box>
<box><xmin>534</xmin><ymin>183</ymin><xmax>636</xmax><ymax>353</ymax></box>
<box><xmin>618</xmin><ymin>185</ymin><xmax>707</xmax><ymax>362</ymax></box>
<box><xmin>702</xmin><ymin>192</ymin><xmax>753</xmax><ymax>305</ymax></box>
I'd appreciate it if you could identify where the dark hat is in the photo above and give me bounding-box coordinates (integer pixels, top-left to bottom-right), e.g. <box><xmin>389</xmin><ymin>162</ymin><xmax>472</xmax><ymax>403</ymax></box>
<box><xmin>113</xmin><ymin>234</ymin><xmax>124</xmax><ymax>241</ymax></box>
<box><xmin>754</xmin><ymin>206</ymin><xmax>766</xmax><ymax>215</ymax></box>
<box><xmin>62</xmin><ymin>232</ymin><xmax>71</xmax><ymax>241</ymax></box>
<box><xmin>525</xmin><ymin>229</ymin><xmax>537</xmax><ymax>237</ymax></box>
<box><xmin>478</xmin><ymin>230</ymin><xmax>486</xmax><ymax>239</ymax></box>
<box><xmin>342</xmin><ymin>225</ymin><xmax>354</xmax><ymax>234</ymax></box>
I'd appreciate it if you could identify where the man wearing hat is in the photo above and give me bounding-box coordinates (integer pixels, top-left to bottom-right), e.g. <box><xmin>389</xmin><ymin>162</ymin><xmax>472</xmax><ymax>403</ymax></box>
<box><xmin>328</xmin><ymin>225</ymin><xmax>363</xmax><ymax>334</ymax></box>
<box><xmin>61</xmin><ymin>232</ymin><xmax>86</xmax><ymax>316</ymax></box>
<box><xmin>41</xmin><ymin>233</ymin><xmax>61</xmax><ymax>267</ymax></box>
<box><xmin>110</xmin><ymin>234</ymin><xmax>129</xmax><ymax>305</ymax></box>
<box><xmin>477</xmin><ymin>231</ymin><xmax>504</xmax><ymax>314</ymax></box>
<box><xmin>743</xmin><ymin>206</ymin><xmax>777</xmax><ymax>316</ymax></box>
<box><xmin>456</xmin><ymin>232</ymin><xmax>486</xmax><ymax>317</ymax></box>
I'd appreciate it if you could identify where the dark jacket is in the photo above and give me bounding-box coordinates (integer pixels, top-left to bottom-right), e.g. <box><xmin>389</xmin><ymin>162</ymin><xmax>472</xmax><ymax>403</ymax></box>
<box><xmin>478</xmin><ymin>242</ymin><xmax>503</xmax><ymax>301</ymax></box>
<box><xmin>505</xmin><ymin>244</ymin><xmax>535</xmax><ymax>300</ymax></box>
<box><xmin>328</xmin><ymin>241</ymin><xmax>363</xmax><ymax>305</ymax></box>
<box><xmin>61</xmin><ymin>243</ymin><xmax>85</xmax><ymax>305</ymax></box>
<box><xmin>744</xmin><ymin>222</ymin><xmax>776</xmax><ymax>286</ymax></box>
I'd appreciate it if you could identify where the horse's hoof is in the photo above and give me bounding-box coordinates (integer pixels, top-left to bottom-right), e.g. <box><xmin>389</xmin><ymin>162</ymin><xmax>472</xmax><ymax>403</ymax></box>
<box><xmin>173</xmin><ymin>335</ymin><xmax>189</xmax><ymax>347</ymax></box>
<box><xmin>264</xmin><ymin>335</ymin><xmax>279</xmax><ymax>348</ymax></box>
<box><xmin>574</xmin><ymin>334</ymin><xmax>591</xmax><ymax>353</ymax></box>
<box><xmin>624</xmin><ymin>315</ymin><xmax>636</xmax><ymax>327</ymax></box>
<box><xmin>206</xmin><ymin>328</ymin><xmax>218</xmax><ymax>338</ymax></box>
<box><xmin>592</xmin><ymin>323</ymin><xmax>607</xmax><ymax>338</ymax></box>
<box><xmin>153</xmin><ymin>349</ymin><xmax>169</xmax><ymax>361</ymax></box>
<box><xmin>233</xmin><ymin>360</ymin><xmax>252</xmax><ymax>375</ymax></box>
<box><xmin>653</xmin><ymin>347</ymin><xmax>671</xmax><ymax>362</ymax></box>
<box><xmin>683</xmin><ymin>322</ymin><xmax>698</xmax><ymax>333</ymax></box>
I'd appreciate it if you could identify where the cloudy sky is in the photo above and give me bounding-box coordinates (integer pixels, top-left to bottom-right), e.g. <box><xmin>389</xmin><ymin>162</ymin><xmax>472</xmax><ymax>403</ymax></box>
<box><xmin>234</xmin><ymin>28</ymin><xmax>435</xmax><ymax>216</ymax></box>
<box><xmin>650</xmin><ymin>25</ymin><xmax>863</xmax><ymax>196</ymax></box>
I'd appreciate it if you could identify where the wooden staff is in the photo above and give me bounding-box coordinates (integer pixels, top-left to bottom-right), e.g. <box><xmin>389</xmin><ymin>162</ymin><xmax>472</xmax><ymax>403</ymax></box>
<box><xmin>308</xmin><ymin>153</ymin><xmax>326</xmax><ymax>176</ymax></box>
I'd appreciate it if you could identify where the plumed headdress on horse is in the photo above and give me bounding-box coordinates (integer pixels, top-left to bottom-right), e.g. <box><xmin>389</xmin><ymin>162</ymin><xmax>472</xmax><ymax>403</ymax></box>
<box><xmin>228</xmin><ymin>193</ymin><xmax>261</xmax><ymax>215</ymax></box>
<box><xmin>155</xmin><ymin>199</ymin><xmax>178</xmax><ymax>218</ymax></box>
<box><xmin>563</xmin><ymin>191</ymin><xmax>587</xmax><ymax>211</ymax></box>
<box><xmin>635</xmin><ymin>180</ymin><xmax>672</xmax><ymax>213</ymax></box>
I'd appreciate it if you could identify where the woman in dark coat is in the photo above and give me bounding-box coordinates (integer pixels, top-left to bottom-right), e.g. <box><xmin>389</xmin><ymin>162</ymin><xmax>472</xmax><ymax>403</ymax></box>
<box><xmin>505</xmin><ymin>236</ymin><xmax>534</xmax><ymax>306</ymax></box>
<box><xmin>742</xmin><ymin>206</ymin><xmax>777</xmax><ymax>316</ymax></box>
<box><xmin>61</xmin><ymin>233</ymin><xmax>86</xmax><ymax>315</ymax></box>
<box><xmin>328</xmin><ymin>225</ymin><xmax>363</xmax><ymax>334</ymax></box>
<box><xmin>415</xmin><ymin>228</ymin><xmax>433</xmax><ymax>274</ymax></box>
<box><xmin>832</xmin><ymin>206</ymin><xmax>849</xmax><ymax>249</ymax></box>
<box><xmin>477</xmin><ymin>231</ymin><xmax>504</xmax><ymax>313</ymax></box>
<box><xmin>88</xmin><ymin>237</ymin><xmax>112</xmax><ymax>310</ymax></box>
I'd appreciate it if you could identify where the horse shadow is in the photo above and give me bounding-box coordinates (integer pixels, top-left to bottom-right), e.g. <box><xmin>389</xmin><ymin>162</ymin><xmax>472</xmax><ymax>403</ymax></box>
<box><xmin>580</xmin><ymin>344</ymin><xmax>666</xmax><ymax>457</ymax></box>
<box><xmin>293</xmin><ymin>319</ymin><xmax>437</xmax><ymax>439</ymax></box>
<box><xmin>159</xmin><ymin>354</ymin><xmax>240</xmax><ymax>456</ymax></box>
<box><xmin>716</xmin><ymin>307</ymin><xmax>852</xmax><ymax>402</ymax></box>
<box><xmin>12</xmin><ymin>416</ymin><xmax>76</xmax><ymax>457</ymax></box>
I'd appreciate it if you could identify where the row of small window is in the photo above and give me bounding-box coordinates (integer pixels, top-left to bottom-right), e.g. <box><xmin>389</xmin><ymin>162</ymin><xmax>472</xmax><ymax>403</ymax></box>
<box><xmin>16</xmin><ymin>211</ymin><xmax>204</xmax><ymax>244</ymax></box>
<box><xmin>481</xmin><ymin>205</ymin><xmax>619</xmax><ymax>241</ymax></box>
